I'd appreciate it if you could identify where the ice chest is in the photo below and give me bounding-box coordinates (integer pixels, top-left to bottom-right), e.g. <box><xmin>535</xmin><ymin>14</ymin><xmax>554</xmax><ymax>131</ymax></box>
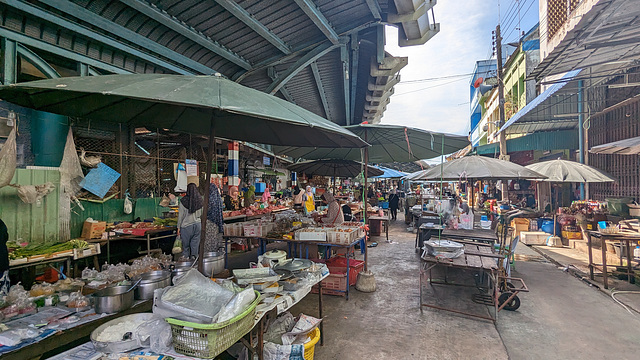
<box><xmin>520</xmin><ymin>231</ymin><xmax>550</xmax><ymax>245</ymax></box>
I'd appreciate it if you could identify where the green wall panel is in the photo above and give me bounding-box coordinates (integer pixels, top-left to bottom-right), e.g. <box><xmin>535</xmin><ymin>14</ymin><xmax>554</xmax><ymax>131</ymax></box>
<box><xmin>0</xmin><ymin>169</ymin><xmax>60</xmax><ymax>244</ymax></box>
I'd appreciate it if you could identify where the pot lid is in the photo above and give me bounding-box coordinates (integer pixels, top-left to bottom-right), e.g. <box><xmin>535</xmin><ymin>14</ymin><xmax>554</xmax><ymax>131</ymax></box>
<box><xmin>274</xmin><ymin>258</ymin><xmax>313</xmax><ymax>272</ymax></box>
<box><xmin>263</xmin><ymin>250</ymin><xmax>287</xmax><ymax>260</ymax></box>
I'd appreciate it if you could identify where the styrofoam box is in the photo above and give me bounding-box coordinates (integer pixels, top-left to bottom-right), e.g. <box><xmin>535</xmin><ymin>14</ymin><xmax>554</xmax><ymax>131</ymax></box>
<box><xmin>295</xmin><ymin>228</ymin><xmax>327</xmax><ymax>241</ymax></box>
<box><xmin>520</xmin><ymin>231</ymin><xmax>550</xmax><ymax>245</ymax></box>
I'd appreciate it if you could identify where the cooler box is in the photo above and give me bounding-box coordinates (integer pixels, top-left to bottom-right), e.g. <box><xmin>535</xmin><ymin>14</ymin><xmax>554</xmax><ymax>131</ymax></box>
<box><xmin>520</xmin><ymin>231</ymin><xmax>550</xmax><ymax>245</ymax></box>
<box><xmin>254</xmin><ymin>182</ymin><xmax>266</xmax><ymax>193</ymax></box>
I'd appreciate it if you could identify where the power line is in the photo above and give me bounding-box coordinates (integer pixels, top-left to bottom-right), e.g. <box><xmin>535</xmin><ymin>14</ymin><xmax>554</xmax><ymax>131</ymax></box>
<box><xmin>393</xmin><ymin>78</ymin><xmax>468</xmax><ymax>96</ymax></box>
<box><xmin>397</xmin><ymin>72</ymin><xmax>475</xmax><ymax>84</ymax></box>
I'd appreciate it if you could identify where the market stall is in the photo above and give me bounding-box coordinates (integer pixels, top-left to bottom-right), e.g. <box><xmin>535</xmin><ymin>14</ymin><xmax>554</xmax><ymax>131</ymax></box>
<box><xmin>0</xmin><ymin>75</ymin><xmax>368</xmax><ymax>359</ymax></box>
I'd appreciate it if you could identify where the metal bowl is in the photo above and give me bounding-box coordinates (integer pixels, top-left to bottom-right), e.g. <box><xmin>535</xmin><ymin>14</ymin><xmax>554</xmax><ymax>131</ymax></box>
<box><xmin>90</xmin><ymin>313</ymin><xmax>155</xmax><ymax>353</ymax></box>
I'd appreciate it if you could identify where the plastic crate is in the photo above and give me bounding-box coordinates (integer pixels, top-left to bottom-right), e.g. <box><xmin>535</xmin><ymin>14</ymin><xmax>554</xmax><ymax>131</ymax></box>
<box><xmin>378</xmin><ymin>201</ymin><xmax>389</xmax><ymax>209</ymax></box>
<box><xmin>326</xmin><ymin>257</ymin><xmax>364</xmax><ymax>286</ymax></box>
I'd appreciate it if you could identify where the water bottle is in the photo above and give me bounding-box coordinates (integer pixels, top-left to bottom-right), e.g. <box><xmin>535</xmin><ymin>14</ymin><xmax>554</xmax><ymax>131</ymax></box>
<box><xmin>634</xmin><ymin>245</ymin><xmax>640</xmax><ymax>260</ymax></box>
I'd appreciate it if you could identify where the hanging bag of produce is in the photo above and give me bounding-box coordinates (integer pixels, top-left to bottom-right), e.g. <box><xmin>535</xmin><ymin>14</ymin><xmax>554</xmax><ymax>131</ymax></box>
<box><xmin>124</xmin><ymin>194</ymin><xmax>133</xmax><ymax>214</ymax></box>
<box><xmin>172</xmin><ymin>236</ymin><xmax>182</xmax><ymax>254</ymax></box>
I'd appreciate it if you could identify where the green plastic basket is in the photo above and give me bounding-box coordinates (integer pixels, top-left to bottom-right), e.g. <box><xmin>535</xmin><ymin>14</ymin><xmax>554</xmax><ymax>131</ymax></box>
<box><xmin>166</xmin><ymin>290</ymin><xmax>260</xmax><ymax>359</ymax></box>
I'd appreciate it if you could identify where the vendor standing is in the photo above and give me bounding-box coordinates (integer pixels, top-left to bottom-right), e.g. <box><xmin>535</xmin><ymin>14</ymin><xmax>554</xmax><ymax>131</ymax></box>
<box><xmin>292</xmin><ymin>186</ymin><xmax>303</xmax><ymax>209</ymax></box>
<box><xmin>0</xmin><ymin>218</ymin><xmax>9</xmax><ymax>296</ymax></box>
<box><xmin>303</xmin><ymin>186</ymin><xmax>315</xmax><ymax>214</ymax></box>
<box><xmin>177</xmin><ymin>183</ymin><xmax>203</xmax><ymax>260</ymax></box>
<box><xmin>313</xmin><ymin>192</ymin><xmax>344</xmax><ymax>225</ymax></box>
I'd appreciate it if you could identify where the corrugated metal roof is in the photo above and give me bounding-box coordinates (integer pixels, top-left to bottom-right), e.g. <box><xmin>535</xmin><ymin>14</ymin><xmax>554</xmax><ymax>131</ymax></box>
<box><xmin>2</xmin><ymin>0</ymin><xmax>439</xmax><ymax>127</ymax></box>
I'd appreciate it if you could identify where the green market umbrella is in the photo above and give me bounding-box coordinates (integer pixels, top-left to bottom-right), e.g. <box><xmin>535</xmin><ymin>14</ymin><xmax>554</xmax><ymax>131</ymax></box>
<box><xmin>525</xmin><ymin>159</ymin><xmax>615</xmax><ymax>183</ymax></box>
<box><xmin>289</xmin><ymin>159</ymin><xmax>383</xmax><ymax>178</ymax></box>
<box><xmin>273</xmin><ymin>123</ymin><xmax>469</xmax><ymax>162</ymax></box>
<box><xmin>0</xmin><ymin>74</ymin><xmax>368</xmax><ymax>270</ymax></box>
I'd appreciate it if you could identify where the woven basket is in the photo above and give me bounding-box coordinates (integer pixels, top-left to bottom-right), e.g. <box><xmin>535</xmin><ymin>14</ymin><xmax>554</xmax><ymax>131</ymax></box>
<box><xmin>166</xmin><ymin>291</ymin><xmax>260</xmax><ymax>359</ymax></box>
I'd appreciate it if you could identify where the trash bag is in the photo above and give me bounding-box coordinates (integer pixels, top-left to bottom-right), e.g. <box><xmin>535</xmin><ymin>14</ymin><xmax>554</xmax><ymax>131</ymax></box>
<box><xmin>0</xmin><ymin>127</ymin><xmax>16</xmax><ymax>188</ymax></box>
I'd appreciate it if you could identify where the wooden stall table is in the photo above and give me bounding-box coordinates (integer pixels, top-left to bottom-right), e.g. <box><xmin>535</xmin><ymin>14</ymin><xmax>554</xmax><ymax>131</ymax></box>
<box><xmin>419</xmin><ymin>242</ymin><xmax>501</xmax><ymax>321</ymax></box>
<box><xmin>368</xmin><ymin>215</ymin><xmax>389</xmax><ymax>241</ymax></box>
<box><xmin>105</xmin><ymin>226</ymin><xmax>176</xmax><ymax>262</ymax></box>
<box><xmin>586</xmin><ymin>231</ymin><xmax>640</xmax><ymax>289</ymax></box>
<box><xmin>441</xmin><ymin>228</ymin><xmax>498</xmax><ymax>244</ymax></box>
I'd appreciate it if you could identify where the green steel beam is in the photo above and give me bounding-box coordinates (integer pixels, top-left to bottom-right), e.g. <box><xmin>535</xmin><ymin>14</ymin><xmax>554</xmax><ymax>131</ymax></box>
<box><xmin>78</xmin><ymin>63</ymin><xmax>89</xmax><ymax>76</ymax></box>
<box><xmin>213</xmin><ymin>0</ymin><xmax>290</xmax><ymax>54</ymax></box>
<box><xmin>37</xmin><ymin>0</ymin><xmax>214</xmax><ymax>74</ymax></box>
<box><xmin>2</xmin><ymin>0</ymin><xmax>185</xmax><ymax>74</ymax></box>
<box><xmin>341</xmin><ymin>43</ymin><xmax>350</xmax><ymax>125</ymax></box>
<box><xmin>17</xmin><ymin>43</ymin><xmax>60</xmax><ymax>78</ymax></box>
<box><xmin>293</xmin><ymin>0</ymin><xmax>339</xmax><ymax>45</ymax></box>
<box><xmin>265</xmin><ymin>42</ymin><xmax>339</xmax><ymax>95</ymax></box>
<box><xmin>266</xmin><ymin>67</ymin><xmax>296</xmax><ymax>104</ymax></box>
<box><xmin>119</xmin><ymin>0</ymin><xmax>252</xmax><ymax>69</ymax></box>
<box><xmin>365</xmin><ymin>0</ymin><xmax>382</xmax><ymax>21</ymax></box>
<box><xmin>0</xmin><ymin>27</ymin><xmax>131</xmax><ymax>74</ymax></box>
<box><xmin>310</xmin><ymin>61</ymin><xmax>331</xmax><ymax>121</ymax></box>
<box><xmin>2</xmin><ymin>37</ymin><xmax>16</xmax><ymax>84</ymax></box>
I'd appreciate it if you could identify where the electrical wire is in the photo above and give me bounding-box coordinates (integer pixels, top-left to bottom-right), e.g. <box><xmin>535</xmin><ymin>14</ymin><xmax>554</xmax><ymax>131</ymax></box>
<box><xmin>393</xmin><ymin>78</ymin><xmax>468</xmax><ymax>97</ymax></box>
<box><xmin>397</xmin><ymin>72</ymin><xmax>475</xmax><ymax>84</ymax></box>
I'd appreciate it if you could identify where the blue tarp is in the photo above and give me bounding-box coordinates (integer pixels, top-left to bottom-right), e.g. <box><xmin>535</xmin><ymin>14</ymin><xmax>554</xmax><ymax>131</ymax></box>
<box><xmin>498</xmin><ymin>69</ymin><xmax>582</xmax><ymax>134</ymax></box>
<box><xmin>372</xmin><ymin>166</ymin><xmax>408</xmax><ymax>178</ymax></box>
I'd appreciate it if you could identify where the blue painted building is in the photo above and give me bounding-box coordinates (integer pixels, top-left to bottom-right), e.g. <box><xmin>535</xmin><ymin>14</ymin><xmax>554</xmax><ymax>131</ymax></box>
<box><xmin>469</xmin><ymin>59</ymin><xmax>497</xmax><ymax>146</ymax></box>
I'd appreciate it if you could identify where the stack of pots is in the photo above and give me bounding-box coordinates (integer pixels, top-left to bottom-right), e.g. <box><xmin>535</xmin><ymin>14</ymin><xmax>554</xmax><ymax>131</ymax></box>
<box><xmin>134</xmin><ymin>270</ymin><xmax>172</xmax><ymax>300</ymax></box>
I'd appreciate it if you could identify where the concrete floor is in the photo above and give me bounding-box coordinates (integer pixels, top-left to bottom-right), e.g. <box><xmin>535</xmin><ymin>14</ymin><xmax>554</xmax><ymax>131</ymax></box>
<box><xmin>285</xmin><ymin>215</ymin><xmax>640</xmax><ymax>360</ymax></box>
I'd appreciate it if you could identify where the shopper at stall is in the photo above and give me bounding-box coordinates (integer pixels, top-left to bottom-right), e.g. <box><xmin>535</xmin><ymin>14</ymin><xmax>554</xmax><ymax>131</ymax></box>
<box><xmin>0</xmin><ymin>218</ymin><xmax>9</xmax><ymax>296</ymax></box>
<box><xmin>389</xmin><ymin>188</ymin><xmax>400</xmax><ymax>221</ymax></box>
<box><xmin>314</xmin><ymin>192</ymin><xmax>344</xmax><ymax>225</ymax></box>
<box><xmin>224</xmin><ymin>186</ymin><xmax>240</xmax><ymax>211</ymax></box>
<box><xmin>205</xmin><ymin>183</ymin><xmax>225</xmax><ymax>252</ymax></box>
<box><xmin>243</xmin><ymin>185</ymin><xmax>255</xmax><ymax>208</ymax></box>
<box><xmin>177</xmin><ymin>183</ymin><xmax>203</xmax><ymax>259</ymax></box>
<box><xmin>303</xmin><ymin>186</ymin><xmax>315</xmax><ymax>214</ymax></box>
<box><xmin>292</xmin><ymin>186</ymin><xmax>303</xmax><ymax>209</ymax></box>
<box><xmin>261</xmin><ymin>186</ymin><xmax>271</xmax><ymax>204</ymax></box>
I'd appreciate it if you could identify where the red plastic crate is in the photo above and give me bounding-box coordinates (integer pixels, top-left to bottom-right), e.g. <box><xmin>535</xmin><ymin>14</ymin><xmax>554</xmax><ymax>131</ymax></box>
<box><xmin>326</xmin><ymin>257</ymin><xmax>364</xmax><ymax>285</ymax></box>
<box><xmin>311</xmin><ymin>271</ymin><xmax>347</xmax><ymax>296</ymax></box>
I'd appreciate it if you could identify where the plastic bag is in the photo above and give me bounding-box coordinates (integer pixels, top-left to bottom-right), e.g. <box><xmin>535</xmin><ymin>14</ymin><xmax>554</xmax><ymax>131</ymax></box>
<box><xmin>0</xmin><ymin>127</ymin><xmax>16</xmax><ymax>189</ymax></box>
<box><xmin>135</xmin><ymin>315</ymin><xmax>172</xmax><ymax>354</ymax></box>
<box><xmin>159</xmin><ymin>194</ymin><xmax>170</xmax><ymax>207</ymax></box>
<box><xmin>124</xmin><ymin>196</ymin><xmax>133</xmax><ymax>214</ymax></box>
<box><xmin>264</xmin><ymin>312</ymin><xmax>295</xmax><ymax>345</ymax></box>
<box><xmin>282</xmin><ymin>314</ymin><xmax>321</xmax><ymax>345</ymax></box>
<box><xmin>154</xmin><ymin>269</ymin><xmax>234</xmax><ymax>323</ymax></box>
<box><xmin>13</xmin><ymin>182</ymin><xmax>55</xmax><ymax>204</ymax></box>
<box><xmin>263</xmin><ymin>342</ymin><xmax>304</xmax><ymax>360</ymax></box>
<box><xmin>171</xmin><ymin>236</ymin><xmax>182</xmax><ymax>254</ymax></box>
<box><xmin>216</xmin><ymin>288</ymin><xmax>256</xmax><ymax>323</ymax></box>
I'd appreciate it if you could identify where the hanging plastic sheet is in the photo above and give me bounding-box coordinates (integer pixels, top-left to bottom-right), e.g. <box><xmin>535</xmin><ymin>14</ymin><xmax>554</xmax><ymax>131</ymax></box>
<box><xmin>0</xmin><ymin>127</ymin><xmax>16</xmax><ymax>188</ymax></box>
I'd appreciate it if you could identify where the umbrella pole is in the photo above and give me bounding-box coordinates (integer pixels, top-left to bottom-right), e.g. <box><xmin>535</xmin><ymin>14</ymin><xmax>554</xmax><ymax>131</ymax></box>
<box><xmin>198</xmin><ymin>119</ymin><xmax>215</xmax><ymax>273</ymax></box>
<box><xmin>364</xmin><ymin>132</ymin><xmax>369</xmax><ymax>272</ymax></box>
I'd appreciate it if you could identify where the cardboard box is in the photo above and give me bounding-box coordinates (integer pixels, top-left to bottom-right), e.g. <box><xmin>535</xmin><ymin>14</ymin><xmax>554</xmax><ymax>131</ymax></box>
<box><xmin>81</xmin><ymin>221</ymin><xmax>107</xmax><ymax>239</ymax></box>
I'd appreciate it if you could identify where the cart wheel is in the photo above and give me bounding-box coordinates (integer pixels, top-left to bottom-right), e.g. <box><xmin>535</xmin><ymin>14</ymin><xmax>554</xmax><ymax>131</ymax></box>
<box><xmin>498</xmin><ymin>292</ymin><xmax>521</xmax><ymax>311</ymax></box>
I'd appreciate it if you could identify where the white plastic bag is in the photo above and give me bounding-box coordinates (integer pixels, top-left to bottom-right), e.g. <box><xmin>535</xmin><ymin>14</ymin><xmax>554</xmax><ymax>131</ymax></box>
<box><xmin>135</xmin><ymin>315</ymin><xmax>172</xmax><ymax>354</ymax></box>
<box><xmin>124</xmin><ymin>196</ymin><xmax>133</xmax><ymax>214</ymax></box>
<box><xmin>216</xmin><ymin>288</ymin><xmax>256</xmax><ymax>323</ymax></box>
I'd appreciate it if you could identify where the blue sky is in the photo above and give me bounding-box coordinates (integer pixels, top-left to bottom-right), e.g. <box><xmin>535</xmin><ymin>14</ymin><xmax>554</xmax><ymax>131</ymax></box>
<box><xmin>382</xmin><ymin>0</ymin><xmax>540</xmax><ymax>137</ymax></box>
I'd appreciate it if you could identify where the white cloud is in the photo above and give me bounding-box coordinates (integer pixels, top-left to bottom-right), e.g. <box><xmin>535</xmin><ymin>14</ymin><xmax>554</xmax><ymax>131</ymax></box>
<box><xmin>382</xmin><ymin>0</ymin><xmax>498</xmax><ymax>136</ymax></box>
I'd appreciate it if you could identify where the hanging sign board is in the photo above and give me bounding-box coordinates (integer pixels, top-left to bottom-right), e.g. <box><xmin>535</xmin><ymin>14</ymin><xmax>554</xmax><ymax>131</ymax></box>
<box><xmin>185</xmin><ymin>159</ymin><xmax>198</xmax><ymax>177</ymax></box>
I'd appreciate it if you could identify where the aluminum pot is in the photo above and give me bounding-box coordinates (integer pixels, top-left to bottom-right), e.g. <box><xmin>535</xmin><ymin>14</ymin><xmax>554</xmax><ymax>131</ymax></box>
<box><xmin>93</xmin><ymin>285</ymin><xmax>135</xmax><ymax>314</ymax></box>
<box><xmin>170</xmin><ymin>261</ymin><xmax>193</xmax><ymax>282</ymax></box>
<box><xmin>202</xmin><ymin>251</ymin><xmax>225</xmax><ymax>277</ymax></box>
<box><xmin>134</xmin><ymin>270</ymin><xmax>172</xmax><ymax>300</ymax></box>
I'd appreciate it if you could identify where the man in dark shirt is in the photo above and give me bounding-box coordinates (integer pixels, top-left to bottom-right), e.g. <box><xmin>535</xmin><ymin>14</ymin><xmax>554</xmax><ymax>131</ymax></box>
<box><xmin>0</xmin><ymin>218</ymin><xmax>10</xmax><ymax>295</ymax></box>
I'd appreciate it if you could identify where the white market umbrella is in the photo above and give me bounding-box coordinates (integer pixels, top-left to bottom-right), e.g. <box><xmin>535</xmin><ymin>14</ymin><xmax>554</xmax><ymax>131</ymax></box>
<box><xmin>589</xmin><ymin>136</ymin><xmax>640</xmax><ymax>155</ymax></box>
<box><xmin>525</xmin><ymin>159</ymin><xmax>615</xmax><ymax>183</ymax></box>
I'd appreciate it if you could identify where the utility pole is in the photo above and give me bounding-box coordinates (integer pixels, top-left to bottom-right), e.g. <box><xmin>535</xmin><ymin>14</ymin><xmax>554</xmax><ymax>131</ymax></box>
<box><xmin>495</xmin><ymin>24</ymin><xmax>509</xmax><ymax>202</ymax></box>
